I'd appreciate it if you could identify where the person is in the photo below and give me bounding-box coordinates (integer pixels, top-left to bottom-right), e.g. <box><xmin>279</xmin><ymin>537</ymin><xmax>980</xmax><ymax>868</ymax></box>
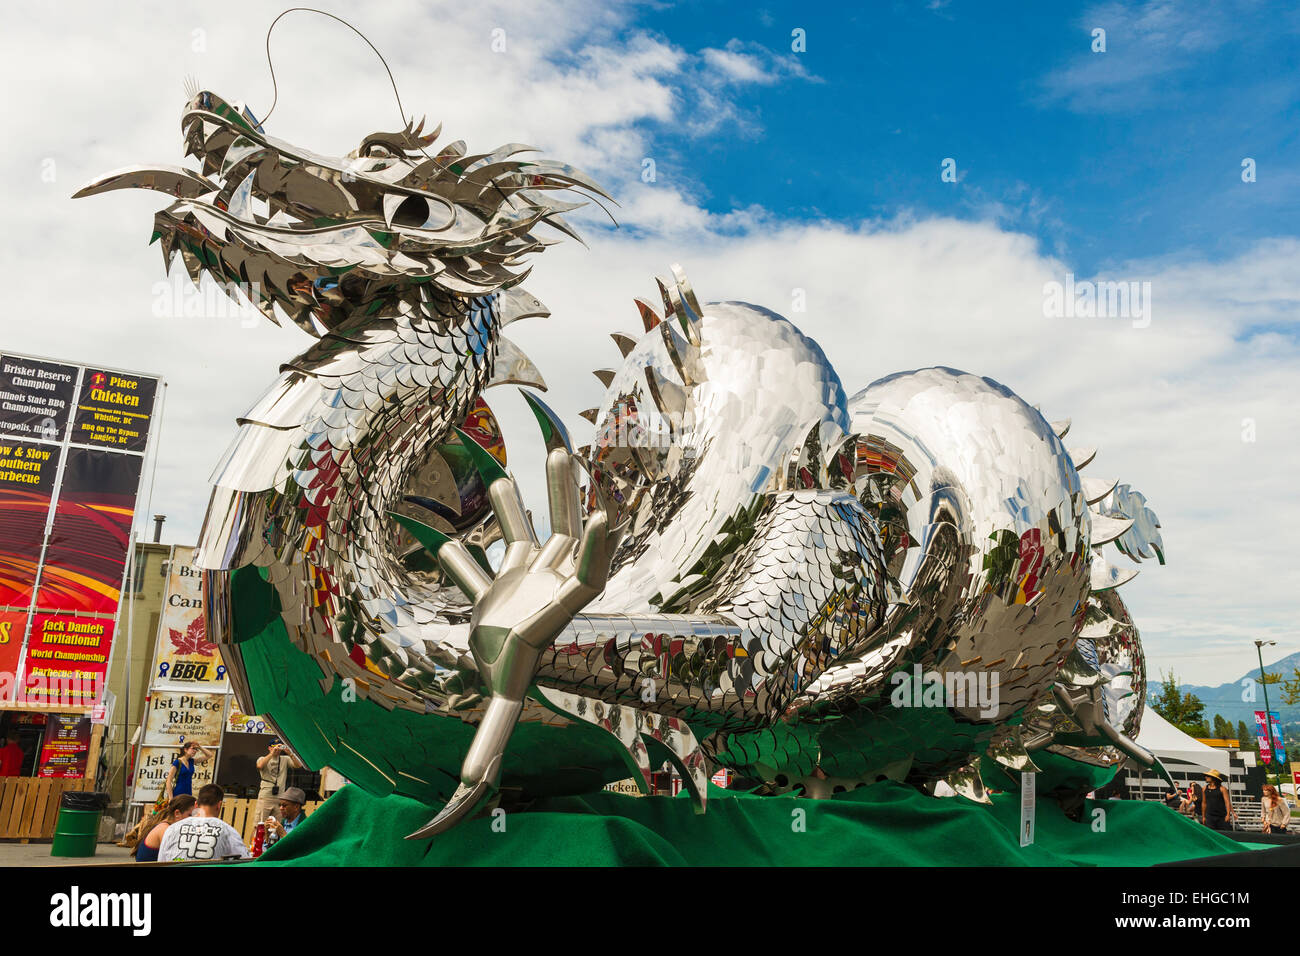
<box><xmin>1163</xmin><ymin>788</ymin><xmax>1182</xmax><ymax>809</ymax></box>
<box><xmin>0</xmin><ymin>730</ymin><xmax>23</xmax><ymax>777</ymax></box>
<box><xmin>1261</xmin><ymin>784</ymin><xmax>1291</xmax><ymax>834</ymax></box>
<box><xmin>134</xmin><ymin>795</ymin><xmax>196</xmax><ymax>862</ymax></box>
<box><xmin>164</xmin><ymin>740</ymin><xmax>211</xmax><ymax>798</ymax></box>
<box><xmin>264</xmin><ymin>786</ymin><xmax>308</xmax><ymax>849</ymax></box>
<box><xmin>1202</xmin><ymin>770</ymin><xmax>1232</xmax><ymax>830</ymax></box>
<box><xmin>254</xmin><ymin>739</ymin><xmax>302</xmax><ymax>824</ymax></box>
<box><xmin>158</xmin><ymin>784</ymin><xmax>250</xmax><ymax>862</ymax></box>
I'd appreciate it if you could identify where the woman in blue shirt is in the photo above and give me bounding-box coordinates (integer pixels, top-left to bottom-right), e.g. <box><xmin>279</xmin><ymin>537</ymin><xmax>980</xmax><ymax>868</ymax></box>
<box><xmin>165</xmin><ymin>740</ymin><xmax>212</xmax><ymax>798</ymax></box>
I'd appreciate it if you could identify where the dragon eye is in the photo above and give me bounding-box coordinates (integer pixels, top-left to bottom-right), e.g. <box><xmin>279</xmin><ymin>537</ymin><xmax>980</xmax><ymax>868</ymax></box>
<box><xmin>381</xmin><ymin>191</ymin><xmax>454</xmax><ymax>231</ymax></box>
<box><xmin>390</xmin><ymin>195</ymin><xmax>429</xmax><ymax>227</ymax></box>
<box><xmin>382</xmin><ymin>193</ymin><xmax>447</xmax><ymax>230</ymax></box>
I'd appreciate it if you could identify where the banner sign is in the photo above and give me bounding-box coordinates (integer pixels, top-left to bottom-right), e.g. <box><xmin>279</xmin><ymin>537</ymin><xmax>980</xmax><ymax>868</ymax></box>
<box><xmin>0</xmin><ymin>352</ymin><xmax>161</xmax><ymax>713</ymax></box>
<box><xmin>71</xmin><ymin>369</ymin><xmax>158</xmax><ymax>452</ymax></box>
<box><xmin>35</xmin><ymin>448</ymin><xmax>143</xmax><ymax>614</ymax></box>
<box><xmin>132</xmin><ymin>745</ymin><xmax>216</xmax><ymax>804</ymax></box>
<box><xmin>1269</xmin><ymin>710</ymin><xmax>1285</xmax><ymax>754</ymax></box>
<box><xmin>225</xmin><ymin>698</ymin><xmax>269</xmax><ymax>735</ymax></box>
<box><xmin>0</xmin><ymin>439</ymin><xmax>61</xmax><ymax>609</ymax></box>
<box><xmin>0</xmin><ymin>357</ymin><xmax>77</xmax><ymax>441</ymax></box>
<box><xmin>18</xmin><ymin>613</ymin><xmax>112</xmax><ymax>708</ymax></box>
<box><xmin>1255</xmin><ymin>710</ymin><xmax>1272</xmax><ymax>764</ymax></box>
<box><xmin>603</xmin><ymin>779</ymin><xmax>643</xmax><ymax>796</ymax></box>
<box><xmin>36</xmin><ymin>713</ymin><xmax>92</xmax><ymax>778</ymax></box>
<box><xmin>150</xmin><ymin>546</ymin><xmax>228</xmax><ymax>693</ymax></box>
<box><xmin>142</xmin><ymin>690</ymin><xmax>227</xmax><ymax>747</ymax></box>
<box><xmin>0</xmin><ymin>611</ymin><xmax>25</xmax><ymax>693</ymax></box>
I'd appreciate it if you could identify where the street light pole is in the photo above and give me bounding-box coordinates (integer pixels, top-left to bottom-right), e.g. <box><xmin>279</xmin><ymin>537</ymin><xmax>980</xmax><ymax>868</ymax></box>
<box><xmin>1255</xmin><ymin>640</ymin><xmax>1281</xmax><ymax>777</ymax></box>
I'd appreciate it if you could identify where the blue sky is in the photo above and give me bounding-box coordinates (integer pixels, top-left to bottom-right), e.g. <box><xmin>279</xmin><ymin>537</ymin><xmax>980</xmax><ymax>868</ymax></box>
<box><xmin>604</xmin><ymin>1</ymin><xmax>1300</xmax><ymax>273</ymax></box>
<box><xmin>4</xmin><ymin>0</ymin><xmax>1299</xmax><ymax>684</ymax></box>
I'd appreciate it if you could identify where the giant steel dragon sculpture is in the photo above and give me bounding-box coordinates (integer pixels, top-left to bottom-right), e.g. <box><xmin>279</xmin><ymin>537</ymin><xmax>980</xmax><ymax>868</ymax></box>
<box><xmin>77</xmin><ymin>86</ymin><xmax>1169</xmax><ymax>839</ymax></box>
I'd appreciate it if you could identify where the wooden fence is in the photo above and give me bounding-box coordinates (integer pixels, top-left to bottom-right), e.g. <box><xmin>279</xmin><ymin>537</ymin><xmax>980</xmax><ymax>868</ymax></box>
<box><xmin>0</xmin><ymin>777</ymin><xmax>92</xmax><ymax>840</ymax></box>
<box><xmin>218</xmin><ymin>796</ymin><xmax>323</xmax><ymax>847</ymax></box>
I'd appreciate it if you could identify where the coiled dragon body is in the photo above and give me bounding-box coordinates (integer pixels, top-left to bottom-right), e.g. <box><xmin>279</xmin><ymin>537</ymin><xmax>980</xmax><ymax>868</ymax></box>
<box><xmin>77</xmin><ymin>88</ymin><xmax>1169</xmax><ymax>837</ymax></box>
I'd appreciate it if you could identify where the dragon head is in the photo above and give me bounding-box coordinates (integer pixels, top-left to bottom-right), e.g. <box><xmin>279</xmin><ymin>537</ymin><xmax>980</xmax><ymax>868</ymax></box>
<box><xmin>75</xmin><ymin>89</ymin><xmax>610</xmax><ymax>335</ymax></box>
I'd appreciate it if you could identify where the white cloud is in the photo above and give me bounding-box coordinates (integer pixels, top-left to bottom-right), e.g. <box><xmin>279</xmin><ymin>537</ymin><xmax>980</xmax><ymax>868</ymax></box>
<box><xmin>1038</xmin><ymin>0</ymin><xmax>1236</xmax><ymax>111</ymax></box>
<box><xmin>699</xmin><ymin>38</ymin><xmax>811</xmax><ymax>86</ymax></box>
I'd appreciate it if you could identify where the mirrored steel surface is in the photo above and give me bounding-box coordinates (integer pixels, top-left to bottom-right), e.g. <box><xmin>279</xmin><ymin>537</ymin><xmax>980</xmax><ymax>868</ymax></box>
<box><xmin>80</xmin><ymin>80</ymin><xmax>1169</xmax><ymax>836</ymax></box>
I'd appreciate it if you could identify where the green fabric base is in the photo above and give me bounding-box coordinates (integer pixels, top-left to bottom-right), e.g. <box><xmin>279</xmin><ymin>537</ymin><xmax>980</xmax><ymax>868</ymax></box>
<box><xmin>257</xmin><ymin>780</ymin><xmax>1249</xmax><ymax>867</ymax></box>
<box><xmin>232</xmin><ymin>567</ymin><xmax>631</xmax><ymax>805</ymax></box>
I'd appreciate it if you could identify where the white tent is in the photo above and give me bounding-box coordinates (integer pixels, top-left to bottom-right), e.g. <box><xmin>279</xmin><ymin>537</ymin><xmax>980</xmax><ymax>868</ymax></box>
<box><xmin>1135</xmin><ymin>708</ymin><xmax>1231</xmax><ymax>775</ymax></box>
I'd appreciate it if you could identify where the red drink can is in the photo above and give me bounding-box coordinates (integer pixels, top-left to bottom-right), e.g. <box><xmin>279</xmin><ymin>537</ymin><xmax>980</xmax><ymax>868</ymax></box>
<box><xmin>251</xmin><ymin>822</ymin><xmax>266</xmax><ymax>857</ymax></box>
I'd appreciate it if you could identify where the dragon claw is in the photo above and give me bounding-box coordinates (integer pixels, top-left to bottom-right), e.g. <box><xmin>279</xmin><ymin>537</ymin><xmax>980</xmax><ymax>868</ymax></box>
<box><xmin>406</xmin><ymin>695</ymin><xmax>521</xmax><ymax>840</ymax></box>
<box><xmin>405</xmin><ymin>778</ymin><xmax>496</xmax><ymax>840</ymax></box>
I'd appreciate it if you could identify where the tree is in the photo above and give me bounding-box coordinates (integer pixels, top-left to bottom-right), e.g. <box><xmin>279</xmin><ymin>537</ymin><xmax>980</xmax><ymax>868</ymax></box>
<box><xmin>1149</xmin><ymin>670</ymin><xmax>1209</xmax><ymax>738</ymax></box>
<box><xmin>1211</xmin><ymin>714</ymin><xmax>1232</xmax><ymax>740</ymax></box>
<box><xmin>1281</xmin><ymin>666</ymin><xmax>1300</xmax><ymax>707</ymax></box>
<box><xmin>1236</xmin><ymin>719</ymin><xmax>1253</xmax><ymax>750</ymax></box>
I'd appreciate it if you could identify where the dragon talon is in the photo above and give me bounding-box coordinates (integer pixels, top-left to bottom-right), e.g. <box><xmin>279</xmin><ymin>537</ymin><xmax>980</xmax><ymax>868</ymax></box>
<box><xmin>404</xmin><ymin>778</ymin><xmax>495</xmax><ymax>840</ymax></box>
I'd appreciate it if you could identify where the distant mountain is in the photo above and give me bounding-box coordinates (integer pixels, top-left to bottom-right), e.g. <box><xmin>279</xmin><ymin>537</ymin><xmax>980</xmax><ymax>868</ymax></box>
<box><xmin>1148</xmin><ymin>651</ymin><xmax>1300</xmax><ymax>747</ymax></box>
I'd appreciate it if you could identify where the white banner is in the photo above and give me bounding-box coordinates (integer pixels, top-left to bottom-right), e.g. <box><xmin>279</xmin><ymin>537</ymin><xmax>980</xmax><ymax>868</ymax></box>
<box><xmin>142</xmin><ymin>689</ymin><xmax>227</xmax><ymax>747</ymax></box>
<box><xmin>149</xmin><ymin>545</ymin><xmax>229</xmax><ymax>693</ymax></box>
<box><xmin>132</xmin><ymin>745</ymin><xmax>217</xmax><ymax>804</ymax></box>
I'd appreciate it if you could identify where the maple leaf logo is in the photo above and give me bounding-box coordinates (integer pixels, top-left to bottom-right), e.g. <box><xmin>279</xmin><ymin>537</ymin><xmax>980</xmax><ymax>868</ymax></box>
<box><xmin>169</xmin><ymin>616</ymin><xmax>216</xmax><ymax>657</ymax></box>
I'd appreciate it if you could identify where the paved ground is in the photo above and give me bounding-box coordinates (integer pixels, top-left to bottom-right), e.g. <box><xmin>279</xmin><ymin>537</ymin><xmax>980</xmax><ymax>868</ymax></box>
<box><xmin>0</xmin><ymin>841</ymin><xmax>137</xmax><ymax>867</ymax></box>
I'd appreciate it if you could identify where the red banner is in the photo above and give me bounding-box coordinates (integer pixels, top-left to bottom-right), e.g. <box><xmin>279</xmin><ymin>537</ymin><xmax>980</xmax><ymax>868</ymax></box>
<box><xmin>34</xmin><ymin>447</ymin><xmax>142</xmax><ymax>614</ymax></box>
<box><xmin>1256</xmin><ymin>710</ymin><xmax>1272</xmax><ymax>764</ymax></box>
<box><xmin>0</xmin><ymin>439</ymin><xmax>61</xmax><ymax>608</ymax></box>
<box><xmin>18</xmin><ymin>613</ymin><xmax>112</xmax><ymax>709</ymax></box>
<box><xmin>0</xmin><ymin>610</ymin><xmax>26</xmax><ymax>704</ymax></box>
<box><xmin>36</xmin><ymin>713</ymin><xmax>92</xmax><ymax>778</ymax></box>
